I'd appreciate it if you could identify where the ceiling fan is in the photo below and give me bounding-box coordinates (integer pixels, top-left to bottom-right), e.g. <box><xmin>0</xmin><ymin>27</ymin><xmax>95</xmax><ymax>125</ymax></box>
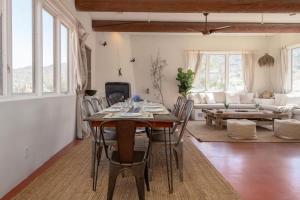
<box><xmin>189</xmin><ymin>13</ymin><xmax>231</xmax><ymax>35</ymax></box>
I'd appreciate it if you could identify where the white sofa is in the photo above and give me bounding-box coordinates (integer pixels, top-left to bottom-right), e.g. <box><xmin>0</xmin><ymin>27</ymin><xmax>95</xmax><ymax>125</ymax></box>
<box><xmin>189</xmin><ymin>92</ymin><xmax>300</xmax><ymax>120</ymax></box>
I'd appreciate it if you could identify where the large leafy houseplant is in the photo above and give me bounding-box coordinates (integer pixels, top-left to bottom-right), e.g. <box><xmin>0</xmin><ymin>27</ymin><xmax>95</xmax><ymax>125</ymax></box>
<box><xmin>176</xmin><ymin>68</ymin><xmax>195</xmax><ymax>97</ymax></box>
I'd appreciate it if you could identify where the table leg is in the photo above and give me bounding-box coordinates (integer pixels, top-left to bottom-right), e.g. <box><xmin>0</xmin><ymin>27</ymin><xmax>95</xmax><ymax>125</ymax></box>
<box><xmin>163</xmin><ymin>128</ymin><xmax>173</xmax><ymax>193</ymax></box>
<box><xmin>168</xmin><ymin>127</ymin><xmax>173</xmax><ymax>193</ymax></box>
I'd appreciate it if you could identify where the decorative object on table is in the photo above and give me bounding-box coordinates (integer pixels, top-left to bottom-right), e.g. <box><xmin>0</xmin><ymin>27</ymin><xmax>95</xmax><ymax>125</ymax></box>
<box><xmin>85</xmin><ymin>89</ymin><xmax>97</xmax><ymax>96</ymax></box>
<box><xmin>146</xmin><ymin>88</ymin><xmax>150</xmax><ymax>94</ymax></box>
<box><xmin>258</xmin><ymin>53</ymin><xmax>275</xmax><ymax>67</ymax></box>
<box><xmin>224</xmin><ymin>103</ymin><xmax>230</xmax><ymax>109</ymax></box>
<box><xmin>216</xmin><ymin>110</ymin><xmax>223</xmax><ymax>114</ymax></box>
<box><xmin>260</xmin><ymin>90</ymin><xmax>273</xmax><ymax>99</ymax></box>
<box><xmin>130</xmin><ymin>58</ymin><xmax>136</xmax><ymax>63</ymax></box>
<box><xmin>132</xmin><ymin>95</ymin><xmax>143</xmax><ymax>102</ymax></box>
<box><xmin>176</xmin><ymin>67</ymin><xmax>195</xmax><ymax>98</ymax></box>
<box><xmin>151</xmin><ymin>51</ymin><xmax>167</xmax><ymax>105</ymax></box>
<box><xmin>255</xmin><ymin>103</ymin><xmax>260</xmax><ymax>111</ymax></box>
<box><xmin>118</xmin><ymin>68</ymin><xmax>123</xmax><ymax>77</ymax></box>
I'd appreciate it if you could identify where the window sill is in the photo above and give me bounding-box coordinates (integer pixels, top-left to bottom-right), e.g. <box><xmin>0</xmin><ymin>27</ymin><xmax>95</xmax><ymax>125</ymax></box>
<box><xmin>0</xmin><ymin>93</ymin><xmax>75</xmax><ymax>103</ymax></box>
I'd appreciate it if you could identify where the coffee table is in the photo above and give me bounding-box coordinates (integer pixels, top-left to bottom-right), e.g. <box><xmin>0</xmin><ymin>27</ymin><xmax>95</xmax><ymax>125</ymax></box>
<box><xmin>203</xmin><ymin>109</ymin><xmax>289</xmax><ymax>129</ymax></box>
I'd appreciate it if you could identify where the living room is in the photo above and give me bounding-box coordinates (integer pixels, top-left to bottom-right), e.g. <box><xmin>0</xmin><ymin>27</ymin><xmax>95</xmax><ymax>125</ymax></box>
<box><xmin>1</xmin><ymin>1</ymin><xmax>300</xmax><ymax>200</ymax></box>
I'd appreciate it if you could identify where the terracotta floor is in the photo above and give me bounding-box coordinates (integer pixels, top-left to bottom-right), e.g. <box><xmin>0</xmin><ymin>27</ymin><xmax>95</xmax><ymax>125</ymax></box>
<box><xmin>192</xmin><ymin>139</ymin><xmax>300</xmax><ymax>200</ymax></box>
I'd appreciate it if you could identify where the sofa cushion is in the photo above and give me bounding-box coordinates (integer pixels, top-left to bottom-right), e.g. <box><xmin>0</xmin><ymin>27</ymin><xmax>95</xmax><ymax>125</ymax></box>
<box><xmin>226</xmin><ymin>93</ymin><xmax>241</xmax><ymax>104</ymax></box>
<box><xmin>205</xmin><ymin>93</ymin><xmax>216</xmax><ymax>104</ymax></box>
<box><xmin>274</xmin><ymin>93</ymin><xmax>287</xmax><ymax>106</ymax></box>
<box><xmin>213</xmin><ymin>92</ymin><xmax>226</xmax><ymax>103</ymax></box>
<box><xmin>254</xmin><ymin>98</ymin><xmax>275</xmax><ymax>106</ymax></box>
<box><xmin>229</xmin><ymin>104</ymin><xmax>255</xmax><ymax>109</ymax></box>
<box><xmin>194</xmin><ymin>103</ymin><xmax>225</xmax><ymax>110</ymax></box>
<box><xmin>240</xmin><ymin>93</ymin><xmax>255</xmax><ymax>104</ymax></box>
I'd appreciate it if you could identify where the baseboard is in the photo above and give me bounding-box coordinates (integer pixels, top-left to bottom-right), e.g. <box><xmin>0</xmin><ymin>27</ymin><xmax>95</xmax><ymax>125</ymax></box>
<box><xmin>1</xmin><ymin>139</ymin><xmax>82</xmax><ymax>200</ymax></box>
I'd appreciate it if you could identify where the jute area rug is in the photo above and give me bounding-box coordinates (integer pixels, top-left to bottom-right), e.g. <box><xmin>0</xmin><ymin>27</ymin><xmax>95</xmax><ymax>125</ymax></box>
<box><xmin>187</xmin><ymin>121</ymin><xmax>300</xmax><ymax>143</ymax></box>
<box><xmin>12</xmin><ymin>137</ymin><xmax>240</xmax><ymax>200</ymax></box>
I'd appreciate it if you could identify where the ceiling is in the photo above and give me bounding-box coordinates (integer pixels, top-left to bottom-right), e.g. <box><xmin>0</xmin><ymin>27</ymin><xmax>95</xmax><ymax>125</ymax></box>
<box><xmin>90</xmin><ymin>12</ymin><xmax>300</xmax><ymax>23</ymax></box>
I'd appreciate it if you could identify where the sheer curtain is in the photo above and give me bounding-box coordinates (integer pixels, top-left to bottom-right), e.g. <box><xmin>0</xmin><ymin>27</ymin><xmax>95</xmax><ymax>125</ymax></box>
<box><xmin>280</xmin><ymin>47</ymin><xmax>291</xmax><ymax>93</ymax></box>
<box><xmin>186</xmin><ymin>51</ymin><xmax>203</xmax><ymax>88</ymax></box>
<box><xmin>72</xmin><ymin>21</ymin><xmax>89</xmax><ymax>139</ymax></box>
<box><xmin>242</xmin><ymin>53</ymin><xmax>254</xmax><ymax>92</ymax></box>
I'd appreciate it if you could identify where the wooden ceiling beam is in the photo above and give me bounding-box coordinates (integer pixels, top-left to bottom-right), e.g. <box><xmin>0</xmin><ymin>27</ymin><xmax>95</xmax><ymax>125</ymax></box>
<box><xmin>92</xmin><ymin>20</ymin><xmax>300</xmax><ymax>33</ymax></box>
<box><xmin>76</xmin><ymin>0</ymin><xmax>300</xmax><ymax>13</ymax></box>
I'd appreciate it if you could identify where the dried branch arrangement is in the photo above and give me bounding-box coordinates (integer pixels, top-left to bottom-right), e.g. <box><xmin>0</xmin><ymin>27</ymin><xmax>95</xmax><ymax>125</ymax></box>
<box><xmin>151</xmin><ymin>52</ymin><xmax>167</xmax><ymax>105</ymax></box>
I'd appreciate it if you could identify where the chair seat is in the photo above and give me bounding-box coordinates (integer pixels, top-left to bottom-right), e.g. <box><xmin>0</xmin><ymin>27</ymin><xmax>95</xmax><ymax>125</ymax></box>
<box><xmin>111</xmin><ymin>151</ymin><xmax>146</xmax><ymax>163</ymax></box>
<box><xmin>151</xmin><ymin>130</ymin><xmax>180</xmax><ymax>144</ymax></box>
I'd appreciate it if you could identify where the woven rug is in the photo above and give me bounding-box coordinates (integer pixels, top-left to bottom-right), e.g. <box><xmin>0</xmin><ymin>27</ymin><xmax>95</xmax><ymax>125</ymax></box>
<box><xmin>12</xmin><ymin>137</ymin><xmax>239</xmax><ymax>200</ymax></box>
<box><xmin>187</xmin><ymin>121</ymin><xmax>300</xmax><ymax>143</ymax></box>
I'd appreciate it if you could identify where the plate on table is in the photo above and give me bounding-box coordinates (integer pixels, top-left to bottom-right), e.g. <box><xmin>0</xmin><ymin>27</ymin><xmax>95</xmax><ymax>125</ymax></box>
<box><xmin>143</xmin><ymin>108</ymin><xmax>164</xmax><ymax>112</ymax></box>
<box><xmin>106</xmin><ymin>107</ymin><xmax>121</xmax><ymax>112</ymax></box>
<box><xmin>120</xmin><ymin>113</ymin><xmax>142</xmax><ymax>117</ymax></box>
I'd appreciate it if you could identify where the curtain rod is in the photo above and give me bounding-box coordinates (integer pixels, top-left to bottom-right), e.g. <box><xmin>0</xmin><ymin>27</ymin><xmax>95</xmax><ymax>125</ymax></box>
<box><xmin>184</xmin><ymin>50</ymin><xmax>253</xmax><ymax>53</ymax></box>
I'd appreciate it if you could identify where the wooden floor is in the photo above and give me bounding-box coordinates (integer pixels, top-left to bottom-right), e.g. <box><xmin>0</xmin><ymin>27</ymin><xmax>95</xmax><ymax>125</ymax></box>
<box><xmin>193</xmin><ymin>140</ymin><xmax>300</xmax><ymax>200</ymax></box>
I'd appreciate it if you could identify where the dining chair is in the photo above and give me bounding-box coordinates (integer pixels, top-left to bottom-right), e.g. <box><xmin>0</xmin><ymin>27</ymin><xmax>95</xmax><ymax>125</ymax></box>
<box><xmin>82</xmin><ymin>99</ymin><xmax>117</xmax><ymax>190</ymax></box>
<box><xmin>150</xmin><ymin>100</ymin><xmax>194</xmax><ymax>181</ymax></box>
<box><xmin>90</xmin><ymin>97</ymin><xmax>103</xmax><ymax>113</ymax></box>
<box><xmin>172</xmin><ymin>96</ymin><xmax>186</xmax><ymax>117</ymax></box>
<box><xmin>98</xmin><ymin>120</ymin><xmax>152</xmax><ymax>200</ymax></box>
<box><xmin>100</xmin><ymin>96</ymin><xmax>109</xmax><ymax>109</ymax></box>
<box><xmin>107</xmin><ymin>93</ymin><xmax>125</xmax><ymax>106</ymax></box>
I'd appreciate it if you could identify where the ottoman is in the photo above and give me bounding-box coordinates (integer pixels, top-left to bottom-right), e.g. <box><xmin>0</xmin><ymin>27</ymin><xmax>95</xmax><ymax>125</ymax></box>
<box><xmin>227</xmin><ymin>119</ymin><xmax>257</xmax><ymax>140</ymax></box>
<box><xmin>274</xmin><ymin>119</ymin><xmax>300</xmax><ymax>140</ymax></box>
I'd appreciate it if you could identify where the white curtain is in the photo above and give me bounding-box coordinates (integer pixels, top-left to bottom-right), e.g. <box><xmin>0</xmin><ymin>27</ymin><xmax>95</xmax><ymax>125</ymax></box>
<box><xmin>72</xmin><ymin>21</ymin><xmax>89</xmax><ymax>139</ymax></box>
<box><xmin>186</xmin><ymin>51</ymin><xmax>203</xmax><ymax>87</ymax></box>
<box><xmin>242</xmin><ymin>53</ymin><xmax>254</xmax><ymax>92</ymax></box>
<box><xmin>280</xmin><ymin>47</ymin><xmax>291</xmax><ymax>93</ymax></box>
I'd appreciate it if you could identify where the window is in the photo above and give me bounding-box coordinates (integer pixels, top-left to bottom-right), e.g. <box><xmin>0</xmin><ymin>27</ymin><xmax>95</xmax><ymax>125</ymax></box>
<box><xmin>42</xmin><ymin>9</ymin><xmax>55</xmax><ymax>93</ymax></box>
<box><xmin>0</xmin><ymin>14</ymin><xmax>3</xmax><ymax>95</ymax></box>
<box><xmin>291</xmin><ymin>47</ymin><xmax>300</xmax><ymax>92</ymax></box>
<box><xmin>228</xmin><ymin>54</ymin><xmax>244</xmax><ymax>91</ymax></box>
<box><xmin>12</xmin><ymin>0</ymin><xmax>33</xmax><ymax>94</ymax></box>
<box><xmin>192</xmin><ymin>52</ymin><xmax>245</xmax><ymax>92</ymax></box>
<box><xmin>206</xmin><ymin>54</ymin><xmax>226</xmax><ymax>91</ymax></box>
<box><xmin>60</xmin><ymin>24</ymin><xmax>69</xmax><ymax>93</ymax></box>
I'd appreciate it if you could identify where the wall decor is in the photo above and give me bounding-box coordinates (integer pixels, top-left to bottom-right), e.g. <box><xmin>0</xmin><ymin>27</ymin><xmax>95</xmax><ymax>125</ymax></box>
<box><xmin>130</xmin><ymin>58</ymin><xmax>136</xmax><ymax>63</ymax></box>
<box><xmin>258</xmin><ymin>53</ymin><xmax>275</xmax><ymax>67</ymax></box>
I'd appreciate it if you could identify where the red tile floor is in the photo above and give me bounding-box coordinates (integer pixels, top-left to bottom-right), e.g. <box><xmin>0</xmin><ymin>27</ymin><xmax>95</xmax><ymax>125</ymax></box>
<box><xmin>191</xmin><ymin>138</ymin><xmax>300</xmax><ymax>200</ymax></box>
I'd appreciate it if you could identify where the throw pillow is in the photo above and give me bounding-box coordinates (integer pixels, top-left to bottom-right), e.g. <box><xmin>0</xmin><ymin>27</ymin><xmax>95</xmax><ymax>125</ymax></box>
<box><xmin>226</xmin><ymin>93</ymin><xmax>241</xmax><ymax>104</ymax></box>
<box><xmin>199</xmin><ymin>93</ymin><xmax>207</xmax><ymax>104</ymax></box>
<box><xmin>213</xmin><ymin>92</ymin><xmax>226</xmax><ymax>103</ymax></box>
<box><xmin>274</xmin><ymin>93</ymin><xmax>287</xmax><ymax>106</ymax></box>
<box><xmin>205</xmin><ymin>93</ymin><xmax>216</xmax><ymax>104</ymax></box>
<box><xmin>240</xmin><ymin>93</ymin><xmax>254</xmax><ymax>104</ymax></box>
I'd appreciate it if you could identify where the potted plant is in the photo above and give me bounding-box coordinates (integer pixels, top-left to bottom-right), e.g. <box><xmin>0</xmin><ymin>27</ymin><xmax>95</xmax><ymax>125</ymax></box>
<box><xmin>176</xmin><ymin>67</ymin><xmax>195</xmax><ymax>98</ymax></box>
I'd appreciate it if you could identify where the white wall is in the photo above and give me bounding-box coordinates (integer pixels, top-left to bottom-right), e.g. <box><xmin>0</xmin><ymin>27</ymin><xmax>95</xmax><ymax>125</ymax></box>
<box><xmin>94</xmin><ymin>32</ymin><xmax>136</xmax><ymax>96</ymax></box>
<box><xmin>0</xmin><ymin>95</ymin><xmax>76</xmax><ymax>198</ymax></box>
<box><xmin>130</xmin><ymin>34</ymin><xmax>300</xmax><ymax>107</ymax></box>
<box><xmin>130</xmin><ymin>34</ymin><xmax>270</xmax><ymax>107</ymax></box>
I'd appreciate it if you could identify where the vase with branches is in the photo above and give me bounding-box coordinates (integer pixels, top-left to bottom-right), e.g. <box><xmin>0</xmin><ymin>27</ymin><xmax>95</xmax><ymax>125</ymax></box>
<box><xmin>151</xmin><ymin>52</ymin><xmax>167</xmax><ymax>105</ymax></box>
<box><xmin>176</xmin><ymin>67</ymin><xmax>195</xmax><ymax>98</ymax></box>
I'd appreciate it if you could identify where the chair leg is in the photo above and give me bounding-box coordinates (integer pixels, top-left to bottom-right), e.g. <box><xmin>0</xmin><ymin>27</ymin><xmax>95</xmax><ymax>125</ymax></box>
<box><xmin>173</xmin><ymin>148</ymin><xmax>179</xmax><ymax>169</ymax></box>
<box><xmin>148</xmin><ymin>144</ymin><xmax>154</xmax><ymax>181</ymax></box>
<box><xmin>176</xmin><ymin>142</ymin><xmax>184</xmax><ymax>182</ymax></box>
<box><xmin>144</xmin><ymin>163</ymin><xmax>150</xmax><ymax>191</ymax></box>
<box><xmin>93</xmin><ymin>144</ymin><xmax>102</xmax><ymax>191</ymax></box>
<box><xmin>107</xmin><ymin>164</ymin><xmax>120</xmax><ymax>200</ymax></box>
<box><xmin>91</xmin><ymin>140</ymin><xmax>96</xmax><ymax>178</ymax></box>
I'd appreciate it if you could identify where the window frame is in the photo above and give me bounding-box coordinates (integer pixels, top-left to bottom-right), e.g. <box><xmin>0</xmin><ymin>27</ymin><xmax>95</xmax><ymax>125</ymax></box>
<box><xmin>0</xmin><ymin>0</ymin><xmax>75</xmax><ymax>100</ymax></box>
<box><xmin>193</xmin><ymin>51</ymin><xmax>245</xmax><ymax>92</ymax></box>
<box><xmin>289</xmin><ymin>45</ymin><xmax>300</xmax><ymax>93</ymax></box>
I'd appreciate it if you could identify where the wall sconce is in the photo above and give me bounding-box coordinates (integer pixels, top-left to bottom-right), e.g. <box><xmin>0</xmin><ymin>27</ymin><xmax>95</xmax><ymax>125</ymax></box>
<box><xmin>130</xmin><ymin>58</ymin><xmax>136</xmax><ymax>63</ymax></box>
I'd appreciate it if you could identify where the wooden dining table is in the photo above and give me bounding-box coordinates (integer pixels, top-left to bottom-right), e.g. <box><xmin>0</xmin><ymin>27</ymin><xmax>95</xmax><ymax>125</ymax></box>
<box><xmin>84</xmin><ymin>106</ymin><xmax>179</xmax><ymax>193</ymax></box>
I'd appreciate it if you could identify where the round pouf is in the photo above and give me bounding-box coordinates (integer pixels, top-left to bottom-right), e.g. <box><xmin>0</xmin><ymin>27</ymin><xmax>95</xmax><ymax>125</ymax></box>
<box><xmin>227</xmin><ymin>119</ymin><xmax>257</xmax><ymax>140</ymax></box>
<box><xmin>274</xmin><ymin>119</ymin><xmax>300</xmax><ymax>140</ymax></box>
